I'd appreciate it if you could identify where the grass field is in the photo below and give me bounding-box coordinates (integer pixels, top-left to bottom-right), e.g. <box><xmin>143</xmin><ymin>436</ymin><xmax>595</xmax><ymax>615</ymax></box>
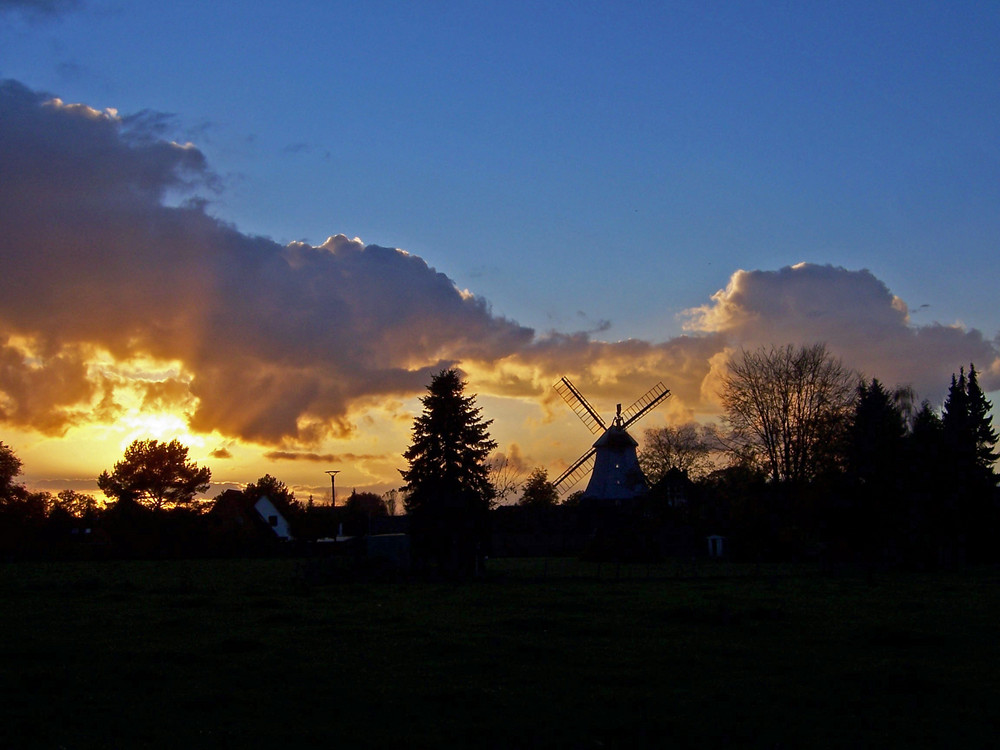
<box><xmin>1</xmin><ymin>557</ymin><xmax>998</xmax><ymax>748</ymax></box>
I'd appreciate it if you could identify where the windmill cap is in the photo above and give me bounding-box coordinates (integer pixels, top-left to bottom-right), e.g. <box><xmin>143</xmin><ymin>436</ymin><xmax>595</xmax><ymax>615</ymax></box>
<box><xmin>593</xmin><ymin>425</ymin><xmax>638</xmax><ymax>449</ymax></box>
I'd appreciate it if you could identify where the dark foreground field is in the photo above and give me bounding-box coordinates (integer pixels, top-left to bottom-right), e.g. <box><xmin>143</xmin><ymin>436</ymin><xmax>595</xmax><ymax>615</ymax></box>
<box><xmin>1</xmin><ymin>558</ymin><xmax>998</xmax><ymax>749</ymax></box>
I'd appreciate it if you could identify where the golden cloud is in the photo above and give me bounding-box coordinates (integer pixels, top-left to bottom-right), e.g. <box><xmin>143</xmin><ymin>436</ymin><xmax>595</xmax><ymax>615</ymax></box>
<box><xmin>2</xmin><ymin>81</ymin><xmax>997</xmax><ymax>456</ymax></box>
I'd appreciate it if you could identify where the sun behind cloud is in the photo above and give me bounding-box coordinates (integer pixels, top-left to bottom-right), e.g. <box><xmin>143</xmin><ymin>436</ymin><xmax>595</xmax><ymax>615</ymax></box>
<box><xmin>118</xmin><ymin>411</ymin><xmax>203</xmax><ymax>451</ymax></box>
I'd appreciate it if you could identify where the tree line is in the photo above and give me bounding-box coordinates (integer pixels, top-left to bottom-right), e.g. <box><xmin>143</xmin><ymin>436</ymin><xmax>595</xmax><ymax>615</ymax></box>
<box><xmin>2</xmin><ymin>347</ymin><xmax>997</xmax><ymax>568</ymax></box>
<box><xmin>391</xmin><ymin>356</ymin><xmax>998</xmax><ymax>572</ymax></box>
<box><xmin>637</xmin><ymin>344</ymin><xmax>998</xmax><ymax>565</ymax></box>
<box><xmin>0</xmin><ymin>437</ymin><xmax>397</xmax><ymax>559</ymax></box>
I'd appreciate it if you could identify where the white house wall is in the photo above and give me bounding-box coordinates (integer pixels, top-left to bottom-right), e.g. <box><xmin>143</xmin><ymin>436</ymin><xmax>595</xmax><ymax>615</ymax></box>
<box><xmin>254</xmin><ymin>496</ymin><xmax>294</xmax><ymax>540</ymax></box>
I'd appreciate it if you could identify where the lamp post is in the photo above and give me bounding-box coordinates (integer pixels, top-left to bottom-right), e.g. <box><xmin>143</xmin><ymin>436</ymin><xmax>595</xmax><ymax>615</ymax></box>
<box><xmin>325</xmin><ymin>470</ymin><xmax>340</xmax><ymax>506</ymax></box>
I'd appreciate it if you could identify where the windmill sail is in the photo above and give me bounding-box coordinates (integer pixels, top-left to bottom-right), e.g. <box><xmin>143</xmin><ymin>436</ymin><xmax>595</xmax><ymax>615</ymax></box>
<box><xmin>552</xmin><ymin>448</ymin><xmax>597</xmax><ymax>491</ymax></box>
<box><xmin>554</xmin><ymin>377</ymin><xmax>606</xmax><ymax>434</ymax></box>
<box><xmin>621</xmin><ymin>382</ymin><xmax>671</xmax><ymax>427</ymax></box>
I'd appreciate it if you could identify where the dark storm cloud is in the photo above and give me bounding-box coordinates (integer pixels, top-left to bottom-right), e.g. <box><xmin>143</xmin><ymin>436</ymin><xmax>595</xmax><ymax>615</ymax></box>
<box><xmin>0</xmin><ymin>80</ymin><xmax>533</xmax><ymax>442</ymax></box>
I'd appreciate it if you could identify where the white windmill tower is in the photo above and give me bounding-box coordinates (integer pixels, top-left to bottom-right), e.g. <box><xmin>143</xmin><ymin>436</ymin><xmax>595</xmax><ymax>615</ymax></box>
<box><xmin>552</xmin><ymin>378</ymin><xmax>671</xmax><ymax>502</ymax></box>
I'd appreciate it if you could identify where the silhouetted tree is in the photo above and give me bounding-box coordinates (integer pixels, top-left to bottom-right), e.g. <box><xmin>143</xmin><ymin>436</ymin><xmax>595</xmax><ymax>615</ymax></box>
<box><xmin>720</xmin><ymin>343</ymin><xmax>855</xmax><ymax>485</ymax></box>
<box><xmin>847</xmin><ymin>379</ymin><xmax>907</xmax><ymax>489</ymax></box>
<box><xmin>944</xmin><ymin>369</ymin><xmax>972</xmax><ymax>470</ymax></box>
<box><xmin>639</xmin><ymin>423</ymin><xmax>714</xmax><ymax>483</ymax></box>
<box><xmin>903</xmin><ymin>400</ymin><xmax>947</xmax><ymax>562</ymax></box>
<box><xmin>909</xmin><ymin>401</ymin><xmax>945</xmax><ymax>474</ymax></box>
<box><xmin>0</xmin><ymin>445</ymin><xmax>59</xmax><ymax>556</ymax></box>
<box><xmin>965</xmin><ymin>365</ymin><xmax>999</xmax><ymax>487</ymax></box>
<box><xmin>844</xmin><ymin>379</ymin><xmax>909</xmax><ymax>561</ymax></box>
<box><xmin>0</xmin><ymin>441</ymin><xmax>23</xmax><ymax>500</ymax></box>
<box><xmin>518</xmin><ymin>467</ymin><xmax>558</xmax><ymax>508</ymax></box>
<box><xmin>51</xmin><ymin>490</ymin><xmax>100</xmax><ymax>521</ymax></box>
<box><xmin>402</xmin><ymin>369</ymin><xmax>496</xmax><ymax>576</ymax></box>
<box><xmin>344</xmin><ymin>489</ymin><xmax>387</xmax><ymax>516</ymax></box>
<box><xmin>0</xmin><ymin>444</ymin><xmax>37</xmax><ymax>513</ymax></box>
<box><xmin>343</xmin><ymin>489</ymin><xmax>388</xmax><ymax>534</ymax></box>
<box><xmin>487</xmin><ymin>453</ymin><xmax>524</xmax><ymax>503</ymax></box>
<box><xmin>243</xmin><ymin>473</ymin><xmax>300</xmax><ymax>515</ymax></box>
<box><xmin>943</xmin><ymin>366</ymin><xmax>1000</xmax><ymax>490</ymax></box>
<box><xmin>941</xmin><ymin>364</ymin><xmax>998</xmax><ymax>559</ymax></box>
<box><xmin>98</xmin><ymin>439</ymin><xmax>211</xmax><ymax>511</ymax></box>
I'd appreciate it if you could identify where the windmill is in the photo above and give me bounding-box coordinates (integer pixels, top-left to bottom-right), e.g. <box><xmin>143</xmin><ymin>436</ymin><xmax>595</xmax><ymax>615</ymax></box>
<box><xmin>552</xmin><ymin>377</ymin><xmax>671</xmax><ymax>501</ymax></box>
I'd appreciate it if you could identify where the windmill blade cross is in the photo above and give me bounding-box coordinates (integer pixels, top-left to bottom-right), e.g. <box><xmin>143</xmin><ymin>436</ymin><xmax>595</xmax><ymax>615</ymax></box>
<box><xmin>621</xmin><ymin>382</ymin><xmax>671</xmax><ymax>428</ymax></box>
<box><xmin>552</xmin><ymin>448</ymin><xmax>596</xmax><ymax>492</ymax></box>
<box><xmin>554</xmin><ymin>377</ymin><xmax>606</xmax><ymax>434</ymax></box>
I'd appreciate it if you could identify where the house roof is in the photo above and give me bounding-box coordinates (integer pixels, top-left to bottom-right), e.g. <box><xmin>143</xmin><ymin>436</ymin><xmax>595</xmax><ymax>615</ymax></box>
<box><xmin>210</xmin><ymin>489</ymin><xmax>261</xmax><ymax>517</ymax></box>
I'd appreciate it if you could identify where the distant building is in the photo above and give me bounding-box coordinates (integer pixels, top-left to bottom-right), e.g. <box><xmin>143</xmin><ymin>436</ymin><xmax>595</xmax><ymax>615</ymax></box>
<box><xmin>209</xmin><ymin>490</ymin><xmax>295</xmax><ymax>544</ymax></box>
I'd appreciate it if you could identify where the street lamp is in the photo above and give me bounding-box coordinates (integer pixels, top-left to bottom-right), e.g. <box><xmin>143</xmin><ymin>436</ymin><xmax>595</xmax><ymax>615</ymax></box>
<box><xmin>325</xmin><ymin>470</ymin><xmax>340</xmax><ymax>506</ymax></box>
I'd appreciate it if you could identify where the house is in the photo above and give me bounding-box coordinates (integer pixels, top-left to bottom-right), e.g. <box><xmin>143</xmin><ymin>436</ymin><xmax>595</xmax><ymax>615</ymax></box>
<box><xmin>209</xmin><ymin>490</ymin><xmax>295</xmax><ymax>546</ymax></box>
<box><xmin>252</xmin><ymin>495</ymin><xmax>294</xmax><ymax>540</ymax></box>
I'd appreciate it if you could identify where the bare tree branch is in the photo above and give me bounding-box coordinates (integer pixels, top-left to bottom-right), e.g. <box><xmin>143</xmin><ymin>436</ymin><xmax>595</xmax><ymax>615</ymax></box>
<box><xmin>720</xmin><ymin>343</ymin><xmax>856</xmax><ymax>484</ymax></box>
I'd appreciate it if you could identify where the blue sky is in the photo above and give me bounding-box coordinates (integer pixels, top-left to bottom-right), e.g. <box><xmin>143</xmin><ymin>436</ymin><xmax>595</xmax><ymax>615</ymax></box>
<box><xmin>5</xmin><ymin>1</ymin><xmax>997</xmax><ymax>339</ymax></box>
<box><xmin>1</xmin><ymin>0</ymin><xmax>998</xmax><ymax>496</ymax></box>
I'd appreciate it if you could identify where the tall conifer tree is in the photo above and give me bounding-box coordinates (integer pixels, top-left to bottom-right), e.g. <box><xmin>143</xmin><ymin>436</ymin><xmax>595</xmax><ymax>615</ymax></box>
<box><xmin>401</xmin><ymin>369</ymin><xmax>497</xmax><ymax>575</ymax></box>
<box><xmin>942</xmin><ymin>365</ymin><xmax>998</xmax><ymax>489</ymax></box>
<box><xmin>966</xmin><ymin>364</ymin><xmax>999</xmax><ymax>487</ymax></box>
<box><xmin>941</xmin><ymin>364</ymin><xmax>998</xmax><ymax>559</ymax></box>
<box><xmin>845</xmin><ymin>379</ymin><xmax>908</xmax><ymax>561</ymax></box>
<box><xmin>847</xmin><ymin>379</ymin><xmax>907</xmax><ymax>489</ymax></box>
<box><xmin>943</xmin><ymin>368</ymin><xmax>972</xmax><ymax>472</ymax></box>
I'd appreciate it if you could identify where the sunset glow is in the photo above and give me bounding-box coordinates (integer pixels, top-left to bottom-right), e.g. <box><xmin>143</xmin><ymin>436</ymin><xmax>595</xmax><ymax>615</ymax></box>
<box><xmin>1</xmin><ymin>2</ymin><xmax>997</xmax><ymax>503</ymax></box>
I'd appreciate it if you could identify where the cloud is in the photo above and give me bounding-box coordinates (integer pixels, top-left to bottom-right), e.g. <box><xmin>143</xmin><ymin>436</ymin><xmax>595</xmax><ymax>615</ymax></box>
<box><xmin>0</xmin><ymin>337</ymin><xmax>100</xmax><ymax>434</ymax></box>
<box><xmin>262</xmin><ymin>451</ymin><xmax>383</xmax><ymax>463</ymax></box>
<box><xmin>468</xmin><ymin>264</ymin><xmax>999</xmax><ymax>422</ymax></box>
<box><xmin>0</xmin><ymin>80</ymin><xmax>533</xmax><ymax>444</ymax></box>
<box><xmin>682</xmin><ymin>264</ymin><xmax>1000</xmax><ymax>405</ymax></box>
<box><xmin>1</xmin><ymin>80</ymin><xmax>996</xmax><ymax>452</ymax></box>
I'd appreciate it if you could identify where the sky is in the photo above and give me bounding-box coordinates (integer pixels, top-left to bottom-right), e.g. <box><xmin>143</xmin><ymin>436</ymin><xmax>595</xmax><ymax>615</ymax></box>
<box><xmin>2</xmin><ymin>0</ymin><xmax>998</xmax><ymax>503</ymax></box>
